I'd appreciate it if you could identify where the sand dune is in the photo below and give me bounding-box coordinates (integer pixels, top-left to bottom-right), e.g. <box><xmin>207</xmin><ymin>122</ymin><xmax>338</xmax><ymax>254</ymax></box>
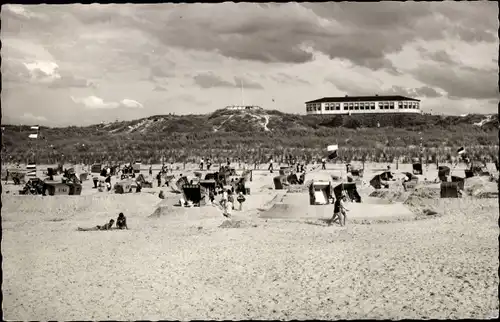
<box><xmin>2</xmin><ymin>163</ymin><xmax>498</xmax><ymax>320</ymax></box>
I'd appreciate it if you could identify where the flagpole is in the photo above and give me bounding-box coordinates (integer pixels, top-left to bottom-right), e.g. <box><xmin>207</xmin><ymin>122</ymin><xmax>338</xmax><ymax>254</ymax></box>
<box><xmin>36</xmin><ymin>128</ymin><xmax>39</xmax><ymax>167</ymax></box>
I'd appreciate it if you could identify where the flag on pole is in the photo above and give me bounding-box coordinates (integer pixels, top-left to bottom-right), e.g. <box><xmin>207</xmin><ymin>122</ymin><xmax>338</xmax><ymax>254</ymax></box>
<box><xmin>457</xmin><ymin>147</ymin><xmax>465</xmax><ymax>155</ymax></box>
<box><xmin>30</xmin><ymin>126</ymin><xmax>40</xmax><ymax>130</ymax></box>
<box><xmin>28</xmin><ymin>133</ymin><xmax>38</xmax><ymax>139</ymax></box>
<box><xmin>327</xmin><ymin>144</ymin><xmax>338</xmax><ymax>159</ymax></box>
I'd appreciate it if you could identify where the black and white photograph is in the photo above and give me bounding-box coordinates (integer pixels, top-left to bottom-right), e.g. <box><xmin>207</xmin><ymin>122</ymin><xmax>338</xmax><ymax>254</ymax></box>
<box><xmin>1</xmin><ymin>1</ymin><xmax>499</xmax><ymax>320</ymax></box>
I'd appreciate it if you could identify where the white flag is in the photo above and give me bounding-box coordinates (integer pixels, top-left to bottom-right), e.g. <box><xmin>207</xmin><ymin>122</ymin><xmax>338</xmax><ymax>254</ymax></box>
<box><xmin>28</xmin><ymin>133</ymin><xmax>38</xmax><ymax>139</ymax></box>
<box><xmin>30</xmin><ymin>126</ymin><xmax>39</xmax><ymax>130</ymax></box>
<box><xmin>327</xmin><ymin>145</ymin><xmax>338</xmax><ymax>152</ymax></box>
<box><xmin>327</xmin><ymin>144</ymin><xmax>339</xmax><ymax>160</ymax></box>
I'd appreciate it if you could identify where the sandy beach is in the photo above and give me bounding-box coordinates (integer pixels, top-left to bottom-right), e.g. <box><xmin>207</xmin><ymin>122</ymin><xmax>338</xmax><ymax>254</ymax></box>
<box><xmin>2</xmin><ymin>162</ymin><xmax>498</xmax><ymax>320</ymax></box>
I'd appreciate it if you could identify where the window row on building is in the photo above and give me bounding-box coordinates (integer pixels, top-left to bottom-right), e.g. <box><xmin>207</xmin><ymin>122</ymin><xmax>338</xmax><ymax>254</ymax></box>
<box><xmin>306</xmin><ymin>101</ymin><xmax>420</xmax><ymax>112</ymax></box>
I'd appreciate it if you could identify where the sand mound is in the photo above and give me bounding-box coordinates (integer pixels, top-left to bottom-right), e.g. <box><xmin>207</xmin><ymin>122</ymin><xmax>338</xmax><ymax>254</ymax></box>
<box><xmin>464</xmin><ymin>177</ymin><xmax>498</xmax><ymax>198</ymax></box>
<box><xmin>257</xmin><ymin>193</ymin><xmax>285</xmax><ymax>211</ymax></box>
<box><xmin>368</xmin><ymin>189</ymin><xmax>408</xmax><ymax>203</ymax></box>
<box><xmin>403</xmin><ymin>186</ymin><xmax>441</xmax><ymax>214</ymax></box>
<box><xmin>259</xmin><ymin>202</ymin><xmax>333</xmax><ymax>220</ymax></box>
<box><xmin>218</xmin><ymin>220</ymin><xmax>255</xmax><ymax>229</ymax></box>
<box><xmin>2</xmin><ymin>193</ymin><xmax>161</xmax><ymax>222</ymax></box>
<box><xmin>260</xmin><ymin>203</ymin><xmax>308</xmax><ymax>219</ymax></box>
<box><xmin>287</xmin><ymin>185</ymin><xmax>308</xmax><ymax>193</ymax></box>
<box><xmin>263</xmin><ymin>203</ymin><xmax>295</xmax><ymax>216</ymax></box>
<box><xmin>149</xmin><ymin>204</ymin><xmax>223</xmax><ymax>221</ymax></box>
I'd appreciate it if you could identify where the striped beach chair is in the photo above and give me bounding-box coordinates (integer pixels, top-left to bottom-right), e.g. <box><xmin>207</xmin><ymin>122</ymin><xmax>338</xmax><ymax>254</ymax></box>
<box><xmin>26</xmin><ymin>163</ymin><xmax>37</xmax><ymax>178</ymax></box>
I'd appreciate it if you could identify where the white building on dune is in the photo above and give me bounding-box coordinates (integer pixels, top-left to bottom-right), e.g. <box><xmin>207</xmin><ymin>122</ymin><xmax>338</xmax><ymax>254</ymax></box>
<box><xmin>305</xmin><ymin>95</ymin><xmax>422</xmax><ymax>115</ymax></box>
<box><xmin>224</xmin><ymin>105</ymin><xmax>263</xmax><ymax>111</ymax></box>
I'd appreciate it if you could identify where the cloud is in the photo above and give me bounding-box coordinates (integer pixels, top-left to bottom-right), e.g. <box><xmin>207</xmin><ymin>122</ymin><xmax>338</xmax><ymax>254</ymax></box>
<box><xmin>150</xmin><ymin>65</ymin><xmax>176</xmax><ymax>79</ymax></box>
<box><xmin>3</xmin><ymin>58</ymin><xmax>93</xmax><ymax>88</ymax></box>
<box><xmin>193</xmin><ymin>72</ymin><xmax>264</xmax><ymax>89</ymax></box>
<box><xmin>412</xmin><ymin>65</ymin><xmax>498</xmax><ymax>100</ymax></box>
<box><xmin>120</xmin><ymin>99</ymin><xmax>144</xmax><ymax>109</ymax></box>
<box><xmin>153</xmin><ymin>85</ymin><xmax>168</xmax><ymax>92</ymax></box>
<box><xmin>268</xmin><ymin>73</ymin><xmax>310</xmax><ymax>85</ymax></box>
<box><xmin>194</xmin><ymin>72</ymin><xmax>235</xmax><ymax>88</ymax></box>
<box><xmin>71</xmin><ymin>95</ymin><xmax>119</xmax><ymax>109</ymax></box>
<box><xmin>384</xmin><ymin>86</ymin><xmax>442</xmax><ymax>98</ymax></box>
<box><xmin>71</xmin><ymin>96</ymin><xmax>144</xmax><ymax>109</ymax></box>
<box><xmin>3</xmin><ymin>4</ymin><xmax>47</xmax><ymax>20</ymax></box>
<box><xmin>234</xmin><ymin>76</ymin><xmax>264</xmax><ymax>89</ymax></box>
<box><xmin>21</xmin><ymin>112</ymin><xmax>48</xmax><ymax>123</ymax></box>
<box><xmin>131</xmin><ymin>2</ymin><xmax>496</xmax><ymax>73</ymax></box>
<box><xmin>326</xmin><ymin>71</ymin><xmax>384</xmax><ymax>96</ymax></box>
<box><xmin>421</xmin><ymin>50</ymin><xmax>456</xmax><ymax>65</ymax></box>
<box><xmin>1</xmin><ymin>3</ymin><xmax>498</xmax><ymax>124</ymax></box>
<box><xmin>49</xmin><ymin>75</ymin><xmax>94</xmax><ymax>88</ymax></box>
<box><xmin>23</xmin><ymin>61</ymin><xmax>61</xmax><ymax>82</ymax></box>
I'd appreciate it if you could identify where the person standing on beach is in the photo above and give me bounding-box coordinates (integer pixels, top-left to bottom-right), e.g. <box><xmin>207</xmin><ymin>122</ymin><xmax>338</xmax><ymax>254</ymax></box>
<box><xmin>224</xmin><ymin>189</ymin><xmax>233</xmax><ymax>218</ymax></box>
<box><xmin>105</xmin><ymin>175</ymin><xmax>112</xmax><ymax>191</ymax></box>
<box><xmin>200</xmin><ymin>158</ymin><xmax>204</xmax><ymax>171</ymax></box>
<box><xmin>237</xmin><ymin>191</ymin><xmax>246</xmax><ymax>211</ymax></box>
<box><xmin>221</xmin><ymin>189</ymin><xmax>228</xmax><ymax>205</ymax></box>
<box><xmin>209</xmin><ymin>189</ymin><xmax>215</xmax><ymax>204</ymax></box>
<box><xmin>228</xmin><ymin>190</ymin><xmax>235</xmax><ymax>210</ymax></box>
<box><xmin>330</xmin><ymin>193</ymin><xmax>349</xmax><ymax>227</ymax></box>
<box><xmin>156</xmin><ymin>172</ymin><xmax>162</xmax><ymax>187</ymax></box>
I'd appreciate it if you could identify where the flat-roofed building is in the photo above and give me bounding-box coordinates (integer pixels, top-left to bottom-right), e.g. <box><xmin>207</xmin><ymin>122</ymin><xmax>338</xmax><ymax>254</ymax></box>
<box><xmin>305</xmin><ymin>95</ymin><xmax>421</xmax><ymax>115</ymax></box>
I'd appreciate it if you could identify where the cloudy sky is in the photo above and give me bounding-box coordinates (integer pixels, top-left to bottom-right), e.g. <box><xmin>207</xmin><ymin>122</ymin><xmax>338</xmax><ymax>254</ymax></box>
<box><xmin>2</xmin><ymin>2</ymin><xmax>498</xmax><ymax>126</ymax></box>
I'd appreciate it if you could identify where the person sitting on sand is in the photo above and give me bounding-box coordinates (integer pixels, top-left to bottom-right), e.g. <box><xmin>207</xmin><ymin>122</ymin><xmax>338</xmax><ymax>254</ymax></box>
<box><xmin>330</xmin><ymin>193</ymin><xmax>349</xmax><ymax>227</ymax></box>
<box><xmin>402</xmin><ymin>175</ymin><xmax>410</xmax><ymax>192</ymax></box>
<box><xmin>116</xmin><ymin>213</ymin><xmax>128</xmax><ymax>230</ymax></box>
<box><xmin>78</xmin><ymin>219</ymin><xmax>115</xmax><ymax>231</ymax></box>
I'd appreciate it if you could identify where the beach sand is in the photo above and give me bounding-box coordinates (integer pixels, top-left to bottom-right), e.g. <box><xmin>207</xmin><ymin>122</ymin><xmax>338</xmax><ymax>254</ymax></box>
<box><xmin>2</xmin><ymin>162</ymin><xmax>498</xmax><ymax>320</ymax></box>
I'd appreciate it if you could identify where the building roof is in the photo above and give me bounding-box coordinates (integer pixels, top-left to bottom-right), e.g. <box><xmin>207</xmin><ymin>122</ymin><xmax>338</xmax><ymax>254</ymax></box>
<box><xmin>305</xmin><ymin>95</ymin><xmax>420</xmax><ymax>104</ymax></box>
